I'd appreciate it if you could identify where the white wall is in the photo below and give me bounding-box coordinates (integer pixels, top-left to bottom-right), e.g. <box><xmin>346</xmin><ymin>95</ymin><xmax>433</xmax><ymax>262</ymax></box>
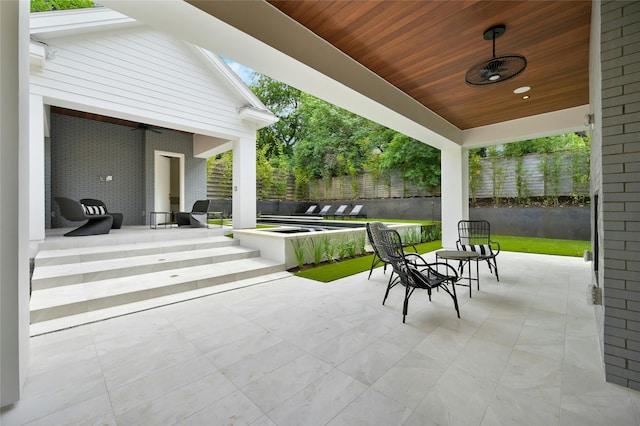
<box><xmin>1</xmin><ymin>0</ymin><xmax>31</xmax><ymax>408</ymax></box>
<box><xmin>29</xmin><ymin>19</ymin><xmax>253</xmax><ymax>141</ymax></box>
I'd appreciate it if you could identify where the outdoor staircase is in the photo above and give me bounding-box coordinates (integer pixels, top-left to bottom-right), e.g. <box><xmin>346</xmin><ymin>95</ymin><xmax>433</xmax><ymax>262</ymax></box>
<box><xmin>30</xmin><ymin>227</ymin><xmax>288</xmax><ymax>335</ymax></box>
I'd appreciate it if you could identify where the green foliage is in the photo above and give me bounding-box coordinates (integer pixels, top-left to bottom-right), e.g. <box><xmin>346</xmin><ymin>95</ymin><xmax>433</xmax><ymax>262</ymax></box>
<box><xmin>295</xmin><ymin>240</ymin><xmax>442</xmax><ymax>282</ymax></box>
<box><xmin>400</xmin><ymin>227</ymin><xmax>421</xmax><ymax>246</ymax></box>
<box><xmin>468</xmin><ymin>149</ymin><xmax>483</xmax><ymax>205</ymax></box>
<box><xmin>256</xmin><ymin>146</ymin><xmax>274</xmax><ymax>198</ymax></box>
<box><xmin>321</xmin><ymin>235</ymin><xmax>335</xmax><ymax>263</ymax></box>
<box><xmin>307</xmin><ymin>236</ymin><xmax>326</xmax><ymax>265</ymax></box>
<box><xmin>378</xmin><ymin>134</ymin><xmax>441</xmax><ymax>191</ymax></box>
<box><xmin>487</xmin><ymin>147</ymin><xmax>506</xmax><ymax>204</ymax></box>
<box><xmin>292</xmin><ymin>94</ymin><xmax>372</xmax><ymax>180</ymax></box>
<box><xmin>345</xmin><ymin>238</ymin><xmax>358</xmax><ymax>258</ymax></box>
<box><xmin>514</xmin><ymin>157</ymin><xmax>530</xmax><ymax>204</ymax></box>
<box><xmin>538</xmin><ymin>152</ymin><xmax>562</xmax><ymax>205</ymax></box>
<box><xmin>353</xmin><ymin>231</ymin><xmax>366</xmax><ymax>256</ymax></box>
<box><xmin>250</xmin><ymin>75</ymin><xmax>302</xmax><ymax>157</ymax></box>
<box><xmin>568</xmin><ymin>134</ymin><xmax>590</xmax><ymax>202</ymax></box>
<box><xmin>207</xmin><ymin>152</ymin><xmax>233</xmax><ymax>195</ymax></box>
<box><xmin>335</xmin><ymin>236</ymin><xmax>349</xmax><ymax>260</ymax></box>
<box><xmin>421</xmin><ymin>224</ymin><xmax>442</xmax><ymax>242</ymax></box>
<box><xmin>31</xmin><ymin>0</ymin><xmax>94</xmax><ymax>12</ymax></box>
<box><xmin>496</xmin><ymin>235</ymin><xmax>589</xmax><ymax>257</ymax></box>
<box><xmin>290</xmin><ymin>238</ymin><xmax>307</xmax><ymax>269</ymax></box>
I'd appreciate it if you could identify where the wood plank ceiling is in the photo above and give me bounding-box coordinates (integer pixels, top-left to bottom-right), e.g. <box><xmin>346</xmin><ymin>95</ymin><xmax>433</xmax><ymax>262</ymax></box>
<box><xmin>266</xmin><ymin>0</ymin><xmax>592</xmax><ymax>130</ymax></box>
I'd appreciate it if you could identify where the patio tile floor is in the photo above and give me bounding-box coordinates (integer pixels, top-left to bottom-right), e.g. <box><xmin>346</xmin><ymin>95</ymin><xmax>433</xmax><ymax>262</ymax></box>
<box><xmin>3</xmin><ymin>251</ymin><xmax>640</xmax><ymax>425</ymax></box>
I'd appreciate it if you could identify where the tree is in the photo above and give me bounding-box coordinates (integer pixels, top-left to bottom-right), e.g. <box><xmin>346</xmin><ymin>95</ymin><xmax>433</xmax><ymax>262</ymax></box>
<box><xmin>379</xmin><ymin>134</ymin><xmax>441</xmax><ymax>191</ymax></box>
<box><xmin>250</xmin><ymin>75</ymin><xmax>303</xmax><ymax>158</ymax></box>
<box><xmin>293</xmin><ymin>94</ymin><xmax>371</xmax><ymax>180</ymax></box>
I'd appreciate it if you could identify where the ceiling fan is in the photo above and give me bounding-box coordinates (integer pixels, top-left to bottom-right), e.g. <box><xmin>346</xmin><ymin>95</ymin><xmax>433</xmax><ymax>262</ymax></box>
<box><xmin>465</xmin><ymin>24</ymin><xmax>527</xmax><ymax>86</ymax></box>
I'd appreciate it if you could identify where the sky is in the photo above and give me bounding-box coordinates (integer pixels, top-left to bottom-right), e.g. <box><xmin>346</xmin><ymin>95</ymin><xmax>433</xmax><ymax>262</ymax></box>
<box><xmin>222</xmin><ymin>57</ymin><xmax>257</xmax><ymax>86</ymax></box>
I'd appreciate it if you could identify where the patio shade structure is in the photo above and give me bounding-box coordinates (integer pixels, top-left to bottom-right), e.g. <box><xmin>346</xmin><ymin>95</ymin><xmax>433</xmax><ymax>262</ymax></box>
<box><xmin>3</xmin><ymin>0</ymin><xmax>640</xmax><ymax>408</ymax></box>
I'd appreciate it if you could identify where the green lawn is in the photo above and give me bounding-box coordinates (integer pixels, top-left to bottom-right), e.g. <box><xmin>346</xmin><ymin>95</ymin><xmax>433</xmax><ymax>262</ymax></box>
<box><xmin>296</xmin><ymin>234</ymin><xmax>590</xmax><ymax>283</ymax></box>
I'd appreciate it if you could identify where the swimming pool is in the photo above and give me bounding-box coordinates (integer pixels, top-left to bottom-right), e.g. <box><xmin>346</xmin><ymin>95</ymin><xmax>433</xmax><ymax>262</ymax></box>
<box><xmin>257</xmin><ymin>215</ymin><xmax>366</xmax><ymax>232</ymax></box>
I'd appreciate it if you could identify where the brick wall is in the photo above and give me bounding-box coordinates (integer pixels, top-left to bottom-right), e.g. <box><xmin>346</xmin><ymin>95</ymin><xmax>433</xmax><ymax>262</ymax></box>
<box><xmin>601</xmin><ymin>0</ymin><xmax>640</xmax><ymax>389</ymax></box>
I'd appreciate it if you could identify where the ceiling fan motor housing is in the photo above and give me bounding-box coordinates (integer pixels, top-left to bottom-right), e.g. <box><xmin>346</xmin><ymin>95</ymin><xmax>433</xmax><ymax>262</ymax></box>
<box><xmin>465</xmin><ymin>24</ymin><xmax>527</xmax><ymax>86</ymax></box>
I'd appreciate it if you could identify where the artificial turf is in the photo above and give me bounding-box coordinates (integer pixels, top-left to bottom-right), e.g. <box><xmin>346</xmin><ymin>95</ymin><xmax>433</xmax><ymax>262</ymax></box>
<box><xmin>294</xmin><ymin>235</ymin><xmax>590</xmax><ymax>283</ymax></box>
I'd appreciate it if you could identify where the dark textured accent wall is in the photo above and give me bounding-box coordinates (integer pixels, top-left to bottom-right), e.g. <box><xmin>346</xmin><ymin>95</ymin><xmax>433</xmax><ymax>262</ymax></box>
<box><xmin>49</xmin><ymin>113</ymin><xmax>207</xmax><ymax>227</ymax></box>
<box><xmin>600</xmin><ymin>1</ymin><xmax>640</xmax><ymax>390</ymax></box>
<box><xmin>50</xmin><ymin>113</ymin><xmax>145</xmax><ymax>227</ymax></box>
<box><xmin>470</xmin><ymin>207</ymin><xmax>590</xmax><ymax>240</ymax></box>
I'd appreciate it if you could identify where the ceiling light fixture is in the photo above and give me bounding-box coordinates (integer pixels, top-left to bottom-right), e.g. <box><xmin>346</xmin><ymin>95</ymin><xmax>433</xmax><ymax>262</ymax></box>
<box><xmin>465</xmin><ymin>25</ymin><xmax>527</xmax><ymax>87</ymax></box>
<box><xmin>514</xmin><ymin>86</ymin><xmax>531</xmax><ymax>94</ymax></box>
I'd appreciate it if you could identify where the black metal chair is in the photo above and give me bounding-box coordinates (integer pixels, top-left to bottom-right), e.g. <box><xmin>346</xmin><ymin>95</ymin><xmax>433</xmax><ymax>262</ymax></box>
<box><xmin>80</xmin><ymin>198</ymin><xmax>123</xmax><ymax>229</ymax></box>
<box><xmin>366</xmin><ymin>222</ymin><xmax>392</xmax><ymax>280</ymax></box>
<box><xmin>54</xmin><ymin>197</ymin><xmax>113</xmax><ymax>237</ymax></box>
<box><xmin>367</xmin><ymin>222</ymin><xmax>419</xmax><ymax>280</ymax></box>
<box><xmin>379</xmin><ymin>228</ymin><xmax>460</xmax><ymax>323</ymax></box>
<box><xmin>175</xmin><ymin>199</ymin><xmax>214</xmax><ymax>228</ymax></box>
<box><xmin>456</xmin><ymin>220</ymin><xmax>500</xmax><ymax>281</ymax></box>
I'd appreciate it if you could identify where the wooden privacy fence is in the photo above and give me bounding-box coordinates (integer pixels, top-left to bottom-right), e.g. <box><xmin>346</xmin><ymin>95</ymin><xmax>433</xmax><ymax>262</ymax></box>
<box><xmin>207</xmin><ymin>151</ymin><xmax>589</xmax><ymax>202</ymax></box>
<box><xmin>207</xmin><ymin>165</ymin><xmax>438</xmax><ymax>201</ymax></box>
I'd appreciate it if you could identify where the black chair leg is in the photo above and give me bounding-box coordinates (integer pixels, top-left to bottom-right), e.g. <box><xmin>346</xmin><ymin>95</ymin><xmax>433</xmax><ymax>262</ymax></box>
<box><xmin>368</xmin><ymin>255</ymin><xmax>378</xmax><ymax>279</ymax></box>
<box><xmin>402</xmin><ymin>285</ymin><xmax>412</xmax><ymax>323</ymax></box>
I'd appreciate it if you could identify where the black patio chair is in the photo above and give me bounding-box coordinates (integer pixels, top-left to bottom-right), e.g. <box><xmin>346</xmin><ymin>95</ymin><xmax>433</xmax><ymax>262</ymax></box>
<box><xmin>55</xmin><ymin>197</ymin><xmax>113</xmax><ymax>237</ymax></box>
<box><xmin>331</xmin><ymin>205</ymin><xmax>348</xmax><ymax>219</ymax></box>
<box><xmin>347</xmin><ymin>204</ymin><xmax>367</xmax><ymax>218</ymax></box>
<box><xmin>80</xmin><ymin>198</ymin><xmax>123</xmax><ymax>229</ymax></box>
<box><xmin>176</xmin><ymin>199</ymin><xmax>214</xmax><ymax>228</ymax></box>
<box><xmin>456</xmin><ymin>220</ymin><xmax>500</xmax><ymax>281</ymax></box>
<box><xmin>318</xmin><ymin>205</ymin><xmax>332</xmax><ymax>217</ymax></box>
<box><xmin>303</xmin><ymin>205</ymin><xmax>318</xmax><ymax>215</ymax></box>
<box><xmin>379</xmin><ymin>228</ymin><xmax>460</xmax><ymax>323</ymax></box>
<box><xmin>366</xmin><ymin>222</ymin><xmax>392</xmax><ymax>280</ymax></box>
<box><xmin>367</xmin><ymin>222</ymin><xmax>418</xmax><ymax>280</ymax></box>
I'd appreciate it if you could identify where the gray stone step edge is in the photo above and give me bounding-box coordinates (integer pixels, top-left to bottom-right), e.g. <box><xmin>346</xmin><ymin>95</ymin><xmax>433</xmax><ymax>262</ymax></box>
<box><xmin>30</xmin><ymin>258</ymin><xmax>286</xmax><ymax>323</ymax></box>
<box><xmin>34</xmin><ymin>236</ymin><xmax>239</xmax><ymax>267</ymax></box>
<box><xmin>31</xmin><ymin>246</ymin><xmax>260</xmax><ymax>290</ymax></box>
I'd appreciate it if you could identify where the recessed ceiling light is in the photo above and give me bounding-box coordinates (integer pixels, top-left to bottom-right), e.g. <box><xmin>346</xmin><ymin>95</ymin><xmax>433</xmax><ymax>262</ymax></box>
<box><xmin>514</xmin><ymin>86</ymin><xmax>531</xmax><ymax>94</ymax></box>
<box><xmin>522</xmin><ymin>95</ymin><xmax>530</xmax><ymax>100</ymax></box>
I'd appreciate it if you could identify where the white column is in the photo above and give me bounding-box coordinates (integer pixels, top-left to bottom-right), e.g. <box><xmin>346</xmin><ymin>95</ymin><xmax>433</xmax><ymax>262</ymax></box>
<box><xmin>29</xmin><ymin>94</ymin><xmax>45</xmax><ymax>241</ymax></box>
<box><xmin>461</xmin><ymin>147</ymin><xmax>470</xmax><ymax>220</ymax></box>
<box><xmin>232</xmin><ymin>136</ymin><xmax>256</xmax><ymax>229</ymax></box>
<box><xmin>440</xmin><ymin>144</ymin><xmax>467</xmax><ymax>248</ymax></box>
<box><xmin>1</xmin><ymin>0</ymin><xmax>30</xmax><ymax>408</ymax></box>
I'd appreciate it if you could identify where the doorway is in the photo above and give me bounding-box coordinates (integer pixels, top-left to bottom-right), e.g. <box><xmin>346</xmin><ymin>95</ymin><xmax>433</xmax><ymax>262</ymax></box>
<box><xmin>154</xmin><ymin>150</ymin><xmax>184</xmax><ymax>214</ymax></box>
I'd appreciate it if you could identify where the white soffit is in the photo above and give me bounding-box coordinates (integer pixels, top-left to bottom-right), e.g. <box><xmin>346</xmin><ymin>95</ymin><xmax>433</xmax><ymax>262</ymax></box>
<box><xmin>193</xmin><ymin>134</ymin><xmax>232</xmax><ymax>158</ymax></box>
<box><xmin>461</xmin><ymin>105</ymin><xmax>591</xmax><ymax>148</ymax></box>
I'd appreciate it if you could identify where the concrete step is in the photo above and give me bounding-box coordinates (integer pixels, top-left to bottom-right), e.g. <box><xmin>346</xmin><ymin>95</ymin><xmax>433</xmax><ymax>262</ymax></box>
<box><xmin>31</xmin><ymin>246</ymin><xmax>260</xmax><ymax>290</ymax></box>
<box><xmin>34</xmin><ymin>236</ymin><xmax>238</xmax><ymax>267</ymax></box>
<box><xmin>30</xmin><ymin>258</ymin><xmax>287</xmax><ymax>324</ymax></box>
